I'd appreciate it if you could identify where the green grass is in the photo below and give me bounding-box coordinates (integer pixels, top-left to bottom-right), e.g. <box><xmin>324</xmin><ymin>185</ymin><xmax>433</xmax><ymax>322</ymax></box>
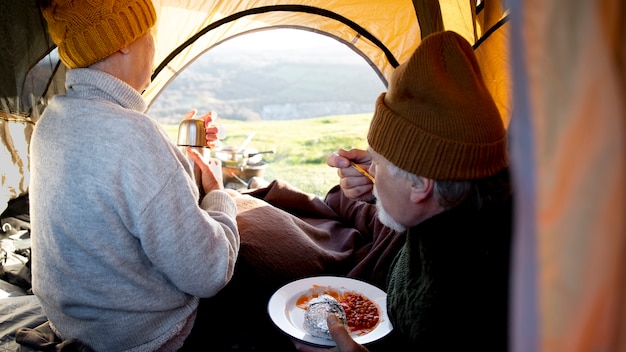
<box><xmin>163</xmin><ymin>113</ymin><xmax>372</xmax><ymax>197</ymax></box>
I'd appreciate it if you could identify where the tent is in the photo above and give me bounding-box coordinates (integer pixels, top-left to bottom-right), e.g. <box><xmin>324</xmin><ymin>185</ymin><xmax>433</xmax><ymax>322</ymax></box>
<box><xmin>0</xmin><ymin>0</ymin><xmax>624</xmax><ymax>351</ymax></box>
<box><xmin>0</xmin><ymin>0</ymin><xmax>511</xmax><ymax>119</ymax></box>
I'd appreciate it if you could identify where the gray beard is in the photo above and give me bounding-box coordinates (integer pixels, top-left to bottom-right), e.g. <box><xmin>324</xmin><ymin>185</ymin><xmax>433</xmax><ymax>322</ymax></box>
<box><xmin>373</xmin><ymin>188</ymin><xmax>407</xmax><ymax>233</ymax></box>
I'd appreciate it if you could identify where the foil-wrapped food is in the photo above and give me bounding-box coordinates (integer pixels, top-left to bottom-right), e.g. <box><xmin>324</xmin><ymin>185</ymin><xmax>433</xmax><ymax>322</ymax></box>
<box><xmin>303</xmin><ymin>294</ymin><xmax>348</xmax><ymax>340</ymax></box>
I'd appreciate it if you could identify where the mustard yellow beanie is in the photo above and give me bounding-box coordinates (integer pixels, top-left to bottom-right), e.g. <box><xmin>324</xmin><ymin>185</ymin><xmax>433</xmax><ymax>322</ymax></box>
<box><xmin>41</xmin><ymin>0</ymin><xmax>157</xmax><ymax>69</ymax></box>
<box><xmin>367</xmin><ymin>31</ymin><xmax>507</xmax><ymax>180</ymax></box>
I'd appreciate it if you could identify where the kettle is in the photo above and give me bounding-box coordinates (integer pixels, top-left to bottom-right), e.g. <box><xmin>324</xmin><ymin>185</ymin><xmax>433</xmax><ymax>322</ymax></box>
<box><xmin>176</xmin><ymin>118</ymin><xmax>223</xmax><ymax>194</ymax></box>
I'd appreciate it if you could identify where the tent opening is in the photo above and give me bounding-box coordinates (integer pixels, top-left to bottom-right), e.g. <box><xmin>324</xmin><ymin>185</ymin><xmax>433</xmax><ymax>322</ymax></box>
<box><xmin>148</xmin><ymin>28</ymin><xmax>386</xmax><ymax>195</ymax></box>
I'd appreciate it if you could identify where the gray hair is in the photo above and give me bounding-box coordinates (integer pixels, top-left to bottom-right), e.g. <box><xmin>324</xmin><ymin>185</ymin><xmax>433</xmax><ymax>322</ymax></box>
<box><xmin>371</xmin><ymin>149</ymin><xmax>511</xmax><ymax>211</ymax></box>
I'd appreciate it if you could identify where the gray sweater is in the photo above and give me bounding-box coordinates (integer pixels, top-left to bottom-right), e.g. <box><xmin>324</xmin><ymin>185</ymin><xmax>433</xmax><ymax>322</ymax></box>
<box><xmin>29</xmin><ymin>68</ymin><xmax>240</xmax><ymax>351</ymax></box>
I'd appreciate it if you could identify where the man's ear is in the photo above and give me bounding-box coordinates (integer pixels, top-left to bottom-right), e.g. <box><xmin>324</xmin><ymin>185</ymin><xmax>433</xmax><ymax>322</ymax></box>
<box><xmin>119</xmin><ymin>45</ymin><xmax>131</xmax><ymax>54</ymax></box>
<box><xmin>409</xmin><ymin>176</ymin><xmax>434</xmax><ymax>203</ymax></box>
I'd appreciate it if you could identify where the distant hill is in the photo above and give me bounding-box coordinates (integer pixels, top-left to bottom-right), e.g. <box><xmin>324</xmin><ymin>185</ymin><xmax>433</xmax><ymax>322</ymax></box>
<box><xmin>147</xmin><ymin>41</ymin><xmax>386</xmax><ymax>124</ymax></box>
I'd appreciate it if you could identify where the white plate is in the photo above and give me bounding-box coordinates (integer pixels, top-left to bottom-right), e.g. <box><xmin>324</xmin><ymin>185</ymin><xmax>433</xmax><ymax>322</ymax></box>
<box><xmin>267</xmin><ymin>276</ymin><xmax>393</xmax><ymax>347</ymax></box>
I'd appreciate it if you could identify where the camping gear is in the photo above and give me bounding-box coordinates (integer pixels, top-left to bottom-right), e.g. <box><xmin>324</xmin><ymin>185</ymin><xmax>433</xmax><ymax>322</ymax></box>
<box><xmin>222</xmin><ymin>162</ymin><xmax>269</xmax><ymax>189</ymax></box>
<box><xmin>213</xmin><ymin>146</ymin><xmax>274</xmax><ymax>168</ymax></box>
<box><xmin>213</xmin><ymin>134</ymin><xmax>274</xmax><ymax>188</ymax></box>
<box><xmin>176</xmin><ymin>117</ymin><xmax>223</xmax><ymax>192</ymax></box>
<box><xmin>216</xmin><ymin>145</ymin><xmax>272</xmax><ymax>189</ymax></box>
<box><xmin>236</xmin><ymin>132</ymin><xmax>256</xmax><ymax>153</ymax></box>
<box><xmin>176</xmin><ymin>117</ymin><xmax>207</xmax><ymax>191</ymax></box>
<box><xmin>214</xmin><ymin>132</ymin><xmax>274</xmax><ymax>167</ymax></box>
<box><xmin>212</xmin><ymin>132</ymin><xmax>274</xmax><ymax>186</ymax></box>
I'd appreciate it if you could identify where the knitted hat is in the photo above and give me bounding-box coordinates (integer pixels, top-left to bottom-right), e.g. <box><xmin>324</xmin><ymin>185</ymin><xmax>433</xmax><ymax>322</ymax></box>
<box><xmin>367</xmin><ymin>31</ymin><xmax>507</xmax><ymax>180</ymax></box>
<box><xmin>41</xmin><ymin>0</ymin><xmax>157</xmax><ymax>69</ymax></box>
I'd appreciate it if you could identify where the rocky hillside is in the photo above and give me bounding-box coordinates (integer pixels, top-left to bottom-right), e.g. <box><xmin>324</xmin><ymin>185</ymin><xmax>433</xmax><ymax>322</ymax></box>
<box><xmin>147</xmin><ymin>37</ymin><xmax>386</xmax><ymax>124</ymax></box>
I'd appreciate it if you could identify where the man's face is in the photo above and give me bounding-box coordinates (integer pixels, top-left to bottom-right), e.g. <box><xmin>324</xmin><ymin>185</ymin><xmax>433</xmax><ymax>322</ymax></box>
<box><xmin>373</xmin><ymin>188</ymin><xmax>406</xmax><ymax>232</ymax></box>
<box><xmin>370</xmin><ymin>154</ymin><xmax>414</xmax><ymax>232</ymax></box>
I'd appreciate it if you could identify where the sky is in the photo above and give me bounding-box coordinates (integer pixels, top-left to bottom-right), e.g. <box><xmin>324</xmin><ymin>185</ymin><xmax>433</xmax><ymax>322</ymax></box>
<box><xmin>208</xmin><ymin>28</ymin><xmax>366</xmax><ymax>65</ymax></box>
<box><xmin>216</xmin><ymin>28</ymin><xmax>344</xmax><ymax>50</ymax></box>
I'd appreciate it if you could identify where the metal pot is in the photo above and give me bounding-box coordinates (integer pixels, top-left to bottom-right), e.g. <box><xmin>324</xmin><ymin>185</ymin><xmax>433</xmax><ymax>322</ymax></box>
<box><xmin>213</xmin><ymin>146</ymin><xmax>274</xmax><ymax>167</ymax></box>
<box><xmin>223</xmin><ymin>161</ymin><xmax>269</xmax><ymax>187</ymax></box>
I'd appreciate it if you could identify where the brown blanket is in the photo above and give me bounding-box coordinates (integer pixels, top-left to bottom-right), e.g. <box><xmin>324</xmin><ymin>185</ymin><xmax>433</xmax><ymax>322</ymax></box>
<box><xmin>235</xmin><ymin>179</ymin><xmax>405</xmax><ymax>290</ymax></box>
<box><xmin>180</xmin><ymin>180</ymin><xmax>406</xmax><ymax>350</ymax></box>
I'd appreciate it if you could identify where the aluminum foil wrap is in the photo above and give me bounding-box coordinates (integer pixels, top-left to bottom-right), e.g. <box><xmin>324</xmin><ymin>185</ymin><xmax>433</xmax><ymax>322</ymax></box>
<box><xmin>303</xmin><ymin>294</ymin><xmax>347</xmax><ymax>340</ymax></box>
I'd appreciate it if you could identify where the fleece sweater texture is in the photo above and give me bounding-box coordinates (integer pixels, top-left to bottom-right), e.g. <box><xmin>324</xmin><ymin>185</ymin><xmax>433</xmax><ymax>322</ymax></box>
<box><xmin>29</xmin><ymin>68</ymin><xmax>239</xmax><ymax>351</ymax></box>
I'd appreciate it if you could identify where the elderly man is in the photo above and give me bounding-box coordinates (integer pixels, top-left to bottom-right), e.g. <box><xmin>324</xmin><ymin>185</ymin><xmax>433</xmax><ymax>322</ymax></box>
<box><xmin>296</xmin><ymin>30</ymin><xmax>512</xmax><ymax>351</ymax></box>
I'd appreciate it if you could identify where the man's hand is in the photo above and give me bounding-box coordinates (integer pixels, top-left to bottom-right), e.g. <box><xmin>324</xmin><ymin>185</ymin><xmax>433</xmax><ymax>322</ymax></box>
<box><xmin>327</xmin><ymin>148</ymin><xmax>375</xmax><ymax>202</ymax></box>
<box><xmin>292</xmin><ymin>315</ymin><xmax>369</xmax><ymax>352</ymax></box>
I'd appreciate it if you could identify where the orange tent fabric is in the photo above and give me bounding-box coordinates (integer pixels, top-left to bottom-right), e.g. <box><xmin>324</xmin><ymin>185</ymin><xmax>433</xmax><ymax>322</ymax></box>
<box><xmin>145</xmin><ymin>0</ymin><xmax>511</xmax><ymax>123</ymax></box>
<box><xmin>510</xmin><ymin>0</ymin><xmax>626</xmax><ymax>350</ymax></box>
